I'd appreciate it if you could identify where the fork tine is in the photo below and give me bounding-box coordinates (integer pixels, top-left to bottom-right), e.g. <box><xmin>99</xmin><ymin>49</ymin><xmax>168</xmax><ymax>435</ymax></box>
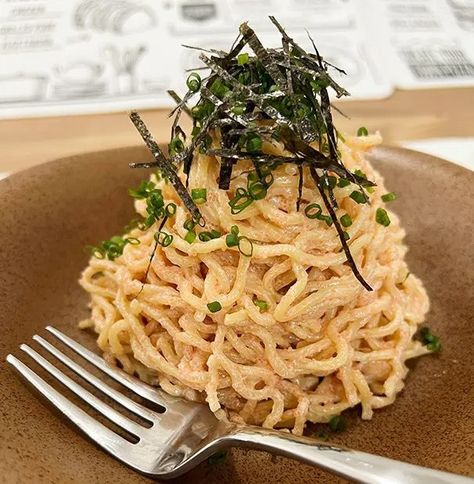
<box><xmin>33</xmin><ymin>335</ymin><xmax>158</xmax><ymax>424</ymax></box>
<box><xmin>6</xmin><ymin>354</ymin><xmax>133</xmax><ymax>457</ymax></box>
<box><xmin>46</xmin><ymin>326</ymin><xmax>175</xmax><ymax>408</ymax></box>
<box><xmin>19</xmin><ymin>344</ymin><xmax>144</xmax><ymax>438</ymax></box>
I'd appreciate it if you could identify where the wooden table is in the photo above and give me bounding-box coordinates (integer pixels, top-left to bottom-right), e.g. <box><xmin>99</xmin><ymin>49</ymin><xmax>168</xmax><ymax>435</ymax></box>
<box><xmin>1</xmin><ymin>87</ymin><xmax>473</xmax><ymax>174</ymax></box>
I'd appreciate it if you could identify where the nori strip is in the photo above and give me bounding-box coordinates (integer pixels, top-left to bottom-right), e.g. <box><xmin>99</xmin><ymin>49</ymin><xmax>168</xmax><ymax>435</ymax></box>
<box><xmin>167</xmin><ymin>90</ymin><xmax>192</xmax><ymax>117</ymax></box>
<box><xmin>309</xmin><ymin>166</ymin><xmax>373</xmax><ymax>291</ymax></box>
<box><xmin>297</xmin><ymin>165</ymin><xmax>303</xmax><ymax>211</ymax></box>
<box><xmin>129</xmin><ymin>112</ymin><xmax>202</xmax><ymax>222</ymax></box>
<box><xmin>127</xmin><ymin>18</ymin><xmax>377</xmax><ymax>290</ymax></box>
<box><xmin>239</xmin><ymin>22</ymin><xmax>287</xmax><ymax>90</ymax></box>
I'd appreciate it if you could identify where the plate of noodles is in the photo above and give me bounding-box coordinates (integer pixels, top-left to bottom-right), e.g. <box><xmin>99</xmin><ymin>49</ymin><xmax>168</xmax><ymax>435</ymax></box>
<box><xmin>1</xmin><ymin>18</ymin><xmax>473</xmax><ymax>484</ymax></box>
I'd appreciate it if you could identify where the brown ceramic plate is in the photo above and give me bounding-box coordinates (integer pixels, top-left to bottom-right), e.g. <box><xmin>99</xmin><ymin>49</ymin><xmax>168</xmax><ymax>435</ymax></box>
<box><xmin>0</xmin><ymin>146</ymin><xmax>473</xmax><ymax>484</ymax></box>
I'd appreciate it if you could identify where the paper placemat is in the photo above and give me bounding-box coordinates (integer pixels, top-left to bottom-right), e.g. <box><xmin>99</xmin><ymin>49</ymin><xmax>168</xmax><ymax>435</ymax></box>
<box><xmin>1</xmin><ymin>0</ymin><xmax>473</xmax><ymax>119</ymax></box>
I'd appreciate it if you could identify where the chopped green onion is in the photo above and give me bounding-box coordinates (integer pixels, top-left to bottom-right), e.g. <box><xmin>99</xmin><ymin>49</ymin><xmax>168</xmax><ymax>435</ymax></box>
<box><xmin>354</xmin><ymin>169</ymin><xmax>367</xmax><ymax>179</ymax></box>
<box><xmin>165</xmin><ymin>203</ymin><xmax>177</xmax><ymax>217</ymax></box>
<box><xmin>128</xmin><ymin>180</ymin><xmax>155</xmax><ymax>199</ymax></box>
<box><xmin>253</xmin><ymin>299</ymin><xmax>268</xmax><ymax>312</ymax></box>
<box><xmin>366</xmin><ymin>187</ymin><xmax>375</xmax><ymax>194</ymax></box>
<box><xmin>169</xmin><ymin>136</ymin><xmax>184</xmax><ymax>154</ymax></box>
<box><xmin>137</xmin><ymin>215</ymin><xmax>155</xmax><ymax>230</ymax></box>
<box><xmin>340</xmin><ymin>214</ymin><xmax>352</xmax><ymax>227</ymax></box>
<box><xmin>310</xmin><ymin>77</ymin><xmax>330</xmax><ymax>92</ymax></box>
<box><xmin>226</xmin><ymin>233</ymin><xmax>239</xmax><ymax>247</ymax></box>
<box><xmin>319</xmin><ymin>215</ymin><xmax>333</xmax><ymax>226</ymax></box>
<box><xmin>191</xmin><ymin>188</ymin><xmax>207</xmax><ymax>204</ymax></box>
<box><xmin>88</xmin><ymin>235</ymin><xmax>140</xmax><ymax>261</ymax></box>
<box><xmin>226</xmin><ymin>225</ymin><xmax>240</xmax><ymax>247</ymax></box>
<box><xmin>248</xmin><ymin>181</ymin><xmax>267</xmax><ymax>200</ymax></box>
<box><xmin>238</xmin><ymin>236</ymin><xmax>253</xmax><ymax>257</ymax></box>
<box><xmin>232</xmin><ymin>102</ymin><xmax>246</xmax><ymax>115</ymax></box>
<box><xmin>419</xmin><ymin>327</ymin><xmax>442</xmax><ymax>352</ymax></box>
<box><xmin>343</xmin><ymin>231</ymin><xmax>350</xmax><ymax>241</ymax></box>
<box><xmin>328</xmin><ymin>415</ymin><xmax>346</xmax><ymax>432</ymax></box>
<box><xmin>375</xmin><ymin>207</ymin><xmax>391</xmax><ymax>227</ymax></box>
<box><xmin>237</xmin><ymin>52</ymin><xmax>249</xmax><ymax>65</ymax></box>
<box><xmin>229</xmin><ymin>187</ymin><xmax>253</xmax><ymax>214</ymax></box>
<box><xmin>381</xmin><ymin>192</ymin><xmax>397</xmax><ymax>202</ymax></box>
<box><xmin>207</xmin><ymin>301</ymin><xmax>222</xmax><ymax>313</ymax></box>
<box><xmin>186</xmin><ymin>72</ymin><xmax>201</xmax><ymax>92</ymax></box>
<box><xmin>349</xmin><ymin>191</ymin><xmax>367</xmax><ymax>204</ymax></box>
<box><xmin>337</xmin><ymin>178</ymin><xmax>351</xmax><ymax>188</ymax></box>
<box><xmin>357</xmin><ymin>126</ymin><xmax>368</xmax><ymax>137</ymax></box>
<box><xmin>191</xmin><ymin>105</ymin><xmax>203</xmax><ymax>120</ymax></box>
<box><xmin>246</xmin><ymin>133</ymin><xmax>262</xmax><ymax>152</ymax></box>
<box><xmin>198</xmin><ymin>230</ymin><xmax>221</xmax><ymax>242</ymax></box>
<box><xmin>210</xmin><ymin>78</ymin><xmax>230</xmax><ymax>99</ymax></box>
<box><xmin>154</xmin><ymin>231</ymin><xmax>173</xmax><ymax>247</ymax></box>
<box><xmin>183</xmin><ymin>219</ymin><xmax>196</xmax><ymax>231</ymax></box>
<box><xmin>184</xmin><ymin>230</ymin><xmax>196</xmax><ymax>244</ymax></box>
<box><xmin>304</xmin><ymin>203</ymin><xmax>322</xmax><ymax>219</ymax></box>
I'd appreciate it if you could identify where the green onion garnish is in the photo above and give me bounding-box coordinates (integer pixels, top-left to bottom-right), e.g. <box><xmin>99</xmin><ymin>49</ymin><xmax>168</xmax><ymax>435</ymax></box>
<box><xmin>253</xmin><ymin>299</ymin><xmax>268</xmax><ymax>312</ymax></box>
<box><xmin>343</xmin><ymin>231</ymin><xmax>350</xmax><ymax>240</ymax></box>
<box><xmin>246</xmin><ymin>133</ymin><xmax>262</xmax><ymax>152</ymax></box>
<box><xmin>349</xmin><ymin>191</ymin><xmax>367</xmax><ymax>204</ymax></box>
<box><xmin>337</xmin><ymin>178</ymin><xmax>351</xmax><ymax>188</ymax></box>
<box><xmin>304</xmin><ymin>203</ymin><xmax>333</xmax><ymax>225</ymax></box>
<box><xmin>328</xmin><ymin>415</ymin><xmax>347</xmax><ymax>432</ymax></box>
<box><xmin>226</xmin><ymin>225</ymin><xmax>240</xmax><ymax>247</ymax></box>
<box><xmin>237</xmin><ymin>52</ymin><xmax>249</xmax><ymax>65</ymax></box>
<box><xmin>128</xmin><ymin>180</ymin><xmax>156</xmax><ymax>199</ymax></box>
<box><xmin>419</xmin><ymin>327</ymin><xmax>442</xmax><ymax>352</ymax></box>
<box><xmin>210</xmin><ymin>78</ymin><xmax>230</xmax><ymax>99</ymax></box>
<box><xmin>207</xmin><ymin>301</ymin><xmax>222</xmax><ymax>313</ymax></box>
<box><xmin>366</xmin><ymin>187</ymin><xmax>375</xmax><ymax>194</ymax></box>
<box><xmin>88</xmin><ymin>235</ymin><xmax>140</xmax><ymax>261</ymax></box>
<box><xmin>357</xmin><ymin>126</ymin><xmax>368</xmax><ymax>137</ymax></box>
<box><xmin>232</xmin><ymin>103</ymin><xmax>246</xmax><ymax>115</ymax></box>
<box><xmin>191</xmin><ymin>188</ymin><xmax>207</xmax><ymax>204</ymax></box>
<box><xmin>238</xmin><ymin>236</ymin><xmax>253</xmax><ymax>257</ymax></box>
<box><xmin>198</xmin><ymin>230</ymin><xmax>221</xmax><ymax>242</ymax></box>
<box><xmin>248</xmin><ymin>181</ymin><xmax>267</xmax><ymax>200</ymax></box>
<box><xmin>165</xmin><ymin>203</ymin><xmax>177</xmax><ymax>217</ymax></box>
<box><xmin>183</xmin><ymin>219</ymin><xmax>196</xmax><ymax>231</ymax></box>
<box><xmin>340</xmin><ymin>214</ymin><xmax>352</xmax><ymax>227</ymax></box>
<box><xmin>375</xmin><ymin>207</ymin><xmax>391</xmax><ymax>226</ymax></box>
<box><xmin>186</xmin><ymin>72</ymin><xmax>201</xmax><ymax>92</ymax></box>
<box><xmin>381</xmin><ymin>192</ymin><xmax>397</xmax><ymax>202</ymax></box>
<box><xmin>229</xmin><ymin>187</ymin><xmax>253</xmax><ymax>214</ymax></box>
<box><xmin>304</xmin><ymin>203</ymin><xmax>322</xmax><ymax>219</ymax></box>
<box><xmin>319</xmin><ymin>215</ymin><xmax>333</xmax><ymax>226</ymax></box>
<box><xmin>154</xmin><ymin>231</ymin><xmax>173</xmax><ymax>247</ymax></box>
<box><xmin>354</xmin><ymin>169</ymin><xmax>367</xmax><ymax>179</ymax></box>
<box><xmin>169</xmin><ymin>136</ymin><xmax>184</xmax><ymax>155</ymax></box>
<box><xmin>184</xmin><ymin>230</ymin><xmax>196</xmax><ymax>243</ymax></box>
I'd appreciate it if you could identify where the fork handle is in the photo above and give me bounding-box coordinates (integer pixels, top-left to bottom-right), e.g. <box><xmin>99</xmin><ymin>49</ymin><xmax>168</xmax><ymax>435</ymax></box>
<box><xmin>226</xmin><ymin>428</ymin><xmax>472</xmax><ymax>484</ymax></box>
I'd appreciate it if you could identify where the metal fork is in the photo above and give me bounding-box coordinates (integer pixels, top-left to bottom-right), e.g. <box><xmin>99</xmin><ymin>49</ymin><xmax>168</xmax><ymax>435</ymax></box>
<box><xmin>6</xmin><ymin>327</ymin><xmax>472</xmax><ymax>484</ymax></box>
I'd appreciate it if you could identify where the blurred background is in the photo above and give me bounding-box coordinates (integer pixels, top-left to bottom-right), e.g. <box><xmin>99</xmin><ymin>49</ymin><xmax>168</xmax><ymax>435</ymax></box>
<box><xmin>0</xmin><ymin>0</ymin><xmax>473</xmax><ymax>177</ymax></box>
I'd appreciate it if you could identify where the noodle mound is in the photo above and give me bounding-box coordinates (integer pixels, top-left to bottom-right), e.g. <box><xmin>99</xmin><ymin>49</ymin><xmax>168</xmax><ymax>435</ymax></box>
<box><xmin>80</xmin><ymin>134</ymin><xmax>429</xmax><ymax>435</ymax></box>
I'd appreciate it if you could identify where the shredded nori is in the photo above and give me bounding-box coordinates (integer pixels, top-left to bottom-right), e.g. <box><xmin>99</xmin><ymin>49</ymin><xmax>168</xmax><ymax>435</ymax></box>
<box><xmin>129</xmin><ymin>111</ymin><xmax>202</xmax><ymax>222</ymax></box>
<box><xmin>128</xmin><ymin>18</ymin><xmax>376</xmax><ymax>290</ymax></box>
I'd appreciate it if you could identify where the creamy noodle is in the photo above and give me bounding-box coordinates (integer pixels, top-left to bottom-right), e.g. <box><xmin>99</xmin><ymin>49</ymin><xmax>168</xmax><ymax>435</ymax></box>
<box><xmin>80</xmin><ymin>133</ymin><xmax>430</xmax><ymax>434</ymax></box>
